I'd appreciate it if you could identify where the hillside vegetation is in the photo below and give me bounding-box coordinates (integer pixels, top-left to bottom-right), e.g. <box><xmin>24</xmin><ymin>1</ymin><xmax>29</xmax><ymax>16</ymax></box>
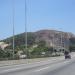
<box><xmin>0</xmin><ymin>29</ymin><xmax>75</xmax><ymax>59</ymax></box>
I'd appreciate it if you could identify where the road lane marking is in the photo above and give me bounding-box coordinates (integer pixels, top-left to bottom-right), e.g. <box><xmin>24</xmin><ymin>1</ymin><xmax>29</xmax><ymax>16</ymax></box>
<box><xmin>0</xmin><ymin>66</ymin><xmax>27</xmax><ymax>74</ymax></box>
<box><xmin>35</xmin><ymin>67</ymin><xmax>49</xmax><ymax>72</ymax></box>
<box><xmin>34</xmin><ymin>60</ymin><xmax>71</xmax><ymax>72</ymax></box>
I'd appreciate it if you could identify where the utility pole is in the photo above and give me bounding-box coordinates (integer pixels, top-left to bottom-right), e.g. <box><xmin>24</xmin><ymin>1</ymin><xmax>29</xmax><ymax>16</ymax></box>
<box><xmin>12</xmin><ymin>0</ymin><xmax>15</xmax><ymax>59</ymax></box>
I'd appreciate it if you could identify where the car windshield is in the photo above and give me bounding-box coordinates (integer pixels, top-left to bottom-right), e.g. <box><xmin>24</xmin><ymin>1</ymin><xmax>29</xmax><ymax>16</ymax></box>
<box><xmin>0</xmin><ymin>0</ymin><xmax>75</xmax><ymax>75</ymax></box>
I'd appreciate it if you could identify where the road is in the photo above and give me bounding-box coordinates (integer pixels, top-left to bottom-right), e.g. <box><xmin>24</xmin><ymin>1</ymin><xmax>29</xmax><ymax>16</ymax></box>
<box><xmin>0</xmin><ymin>57</ymin><xmax>75</xmax><ymax>75</ymax></box>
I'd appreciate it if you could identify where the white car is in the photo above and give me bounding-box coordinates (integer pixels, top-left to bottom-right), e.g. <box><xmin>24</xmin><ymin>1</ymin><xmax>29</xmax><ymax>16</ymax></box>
<box><xmin>19</xmin><ymin>54</ymin><xmax>27</xmax><ymax>59</ymax></box>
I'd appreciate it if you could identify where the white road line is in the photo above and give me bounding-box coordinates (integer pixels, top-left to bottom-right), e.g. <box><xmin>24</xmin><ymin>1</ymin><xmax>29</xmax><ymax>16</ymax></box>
<box><xmin>0</xmin><ymin>66</ymin><xmax>26</xmax><ymax>74</ymax></box>
<box><xmin>35</xmin><ymin>67</ymin><xmax>49</xmax><ymax>72</ymax></box>
<box><xmin>34</xmin><ymin>60</ymin><xmax>70</xmax><ymax>72</ymax></box>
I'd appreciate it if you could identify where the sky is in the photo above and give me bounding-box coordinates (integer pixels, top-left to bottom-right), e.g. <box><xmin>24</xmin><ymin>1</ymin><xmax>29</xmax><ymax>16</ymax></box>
<box><xmin>0</xmin><ymin>0</ymin><xmax>75</xmax><ymax>40</ymax></box>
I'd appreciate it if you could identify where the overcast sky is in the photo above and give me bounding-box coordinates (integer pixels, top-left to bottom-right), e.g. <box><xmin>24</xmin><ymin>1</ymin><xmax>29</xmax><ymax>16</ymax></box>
<box><xmin>0</xmin><ymin>0</ymin><xmax>75</xmax><ymax>40</ymax></box>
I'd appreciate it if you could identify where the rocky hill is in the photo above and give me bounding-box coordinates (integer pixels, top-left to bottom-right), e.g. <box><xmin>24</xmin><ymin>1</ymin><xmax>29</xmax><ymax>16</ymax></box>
<box><xmin>1</xmin><ymin>29</ymin><xmax>75</xmax><ymax>50</ymax></box>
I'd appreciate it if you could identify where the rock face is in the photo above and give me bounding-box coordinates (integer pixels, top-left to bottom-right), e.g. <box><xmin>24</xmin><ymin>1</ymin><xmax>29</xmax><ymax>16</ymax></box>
<box><xmin>35</xmin><ymin>30</ymin><xmax>75</xmax><ymax>49</ymax></box>
<box><xmin>0</xmin><ymin>42</ymin><xmax>10</xmax><ymax>50</ymax></box>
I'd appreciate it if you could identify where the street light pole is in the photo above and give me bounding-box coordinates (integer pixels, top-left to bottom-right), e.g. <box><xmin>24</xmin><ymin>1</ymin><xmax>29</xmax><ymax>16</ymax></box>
<box><xmin>67</xmin><ymin>33</ymin><xmax>70</xmax><ymax>51</ymax></box>
<box><xmin>25</xmin><ymin>0</ymin><xmax>28</xmax><ymax>58</ymax></box>
<box><xmin>52</xmin><ymin>34</ymin><xmax>54</xmax><ymax>53</ymax></box>
<box><xmin>60</xmin><ymin>32</ymin><xmax>62</xmax><ymax>50</ymax></box>
<box><xmin>12</xmin><ymin>0</ymin><xmax>15</xmax><ymax>59</ymax></box>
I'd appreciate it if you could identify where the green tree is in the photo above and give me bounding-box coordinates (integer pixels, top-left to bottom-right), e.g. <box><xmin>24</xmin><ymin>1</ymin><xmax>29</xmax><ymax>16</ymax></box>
<box><xmin>38</xmin><ymin>40</ymin><xmax>46</xmax><ymax>47</ymax></box>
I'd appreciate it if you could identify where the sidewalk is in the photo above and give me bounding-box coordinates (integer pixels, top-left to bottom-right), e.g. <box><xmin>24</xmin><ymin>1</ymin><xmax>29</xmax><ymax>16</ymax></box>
<box><xmin>0</xmin><ymin>52</ymin><xmax>75</xmax><ymax>67</ymax></box>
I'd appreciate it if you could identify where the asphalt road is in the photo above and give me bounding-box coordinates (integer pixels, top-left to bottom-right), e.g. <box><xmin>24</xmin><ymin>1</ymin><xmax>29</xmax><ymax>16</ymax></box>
<box><xmin>0</xmin><ymin>58</ymin><xmax>75</xmax><ymax>75</ymax></box>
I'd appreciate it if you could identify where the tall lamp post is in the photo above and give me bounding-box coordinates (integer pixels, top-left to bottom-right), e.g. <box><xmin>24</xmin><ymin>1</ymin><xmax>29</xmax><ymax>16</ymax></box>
<box><xmin>67</xmin><ymin>33</ymin><xmax>70</xmax><ymax>51</ymax></box>
<box><xmin>60</xmin><ymin>32</ymin><xmax>62</xmax><ymax>50</ymax></box>
<box><xmin>25</xmin><ymin>0</ymin><xmax>28</xmax><ymax>58</ymax></box>
<box><xmin>12</xmin><ymin>0</ymin><xmax>15</xmax><ymax>59</ymax></box>
<box><xmin>52</xmin><ymin>34</ymin><xmax>55</xmax><ymax>53</ymax></box>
